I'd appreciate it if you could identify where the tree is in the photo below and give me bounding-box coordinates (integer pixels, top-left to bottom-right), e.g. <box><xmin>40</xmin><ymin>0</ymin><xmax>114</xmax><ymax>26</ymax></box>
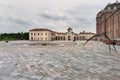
<box><xmin>0</xmin><ymin>32</ymin><xmax>29</xmax><ymax>41</ymax></box>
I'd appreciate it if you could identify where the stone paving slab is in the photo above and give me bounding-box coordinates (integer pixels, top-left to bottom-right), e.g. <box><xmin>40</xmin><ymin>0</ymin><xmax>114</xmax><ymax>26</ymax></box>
<box><xmin>0</xmin><ymin>41</ymin><xmax>120</xmax><ymax>80</ymax></box>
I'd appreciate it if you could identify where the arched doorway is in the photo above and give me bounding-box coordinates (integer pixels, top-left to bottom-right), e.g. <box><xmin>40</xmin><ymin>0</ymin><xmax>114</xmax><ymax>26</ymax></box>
<box><xmin>68</xmin><ymin>36</ymin><xmax>71</xmax><ymax>41</ymax></box>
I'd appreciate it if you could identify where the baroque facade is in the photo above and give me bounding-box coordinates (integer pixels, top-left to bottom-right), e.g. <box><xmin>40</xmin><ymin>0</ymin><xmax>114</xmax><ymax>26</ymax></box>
<box><xmin>96</xmin><ymin>1</ymin><xmax>120</xmax><ymax>41</ymax></box>
<box><xmin>29</xmin><ymin>27</ymin><xmax>95</xmax><ymax>41</ymax></box>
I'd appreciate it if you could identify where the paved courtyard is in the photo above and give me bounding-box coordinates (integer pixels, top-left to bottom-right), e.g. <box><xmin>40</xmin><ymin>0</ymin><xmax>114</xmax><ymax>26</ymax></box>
<box><xmin>0</xmin><ymin>41</ymin><xmax>120</xmax><ymax>80</ymax></box>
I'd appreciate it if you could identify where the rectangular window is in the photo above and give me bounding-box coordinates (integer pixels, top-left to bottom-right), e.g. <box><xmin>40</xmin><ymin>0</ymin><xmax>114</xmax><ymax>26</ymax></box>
<box><xmin>31</xmin><ymin>37</ymin><xmax>33</xmax><ymax>40</ymax></box>
<box><xmin>45</xmin><ymin>33</ymin><xmax>47</xmax><ymax>35</ymax></box>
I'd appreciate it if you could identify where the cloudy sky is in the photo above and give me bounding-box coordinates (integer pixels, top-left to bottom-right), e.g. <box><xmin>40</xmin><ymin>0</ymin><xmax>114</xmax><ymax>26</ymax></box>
<box><xmin>0</xmin><ymin>0</ymin><xmax>117</xmax><ymax>33</ymax></box>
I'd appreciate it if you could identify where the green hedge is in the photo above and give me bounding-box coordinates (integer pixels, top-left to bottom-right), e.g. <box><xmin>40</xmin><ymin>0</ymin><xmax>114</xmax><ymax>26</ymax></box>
<box><xmin>0</xmin><ymin>32</ymin><xmax>29</xmax><ymax>41</ymax></box>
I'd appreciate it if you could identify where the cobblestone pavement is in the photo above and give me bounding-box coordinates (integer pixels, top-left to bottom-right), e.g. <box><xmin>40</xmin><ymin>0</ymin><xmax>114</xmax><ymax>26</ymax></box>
<box><xmin>0</xmin><ymin>41</ymin><xmax>120</xmax><ymax>80</ymax></box>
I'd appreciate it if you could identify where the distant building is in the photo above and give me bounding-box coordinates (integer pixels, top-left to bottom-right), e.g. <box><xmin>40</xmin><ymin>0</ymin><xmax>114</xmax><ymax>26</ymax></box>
<box><xmin>96</xmin><ymin>1</ymin><xmax>120</xmax><ymax>41</ymax></box>
<box><xmin>29</xmin><ymin>27</ymin><xmax>95</xmax><ymax>41</ymax></box>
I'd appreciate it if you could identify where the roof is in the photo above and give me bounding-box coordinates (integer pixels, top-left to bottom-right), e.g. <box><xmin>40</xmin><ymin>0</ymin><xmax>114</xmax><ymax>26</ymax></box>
<box><xmin>79</xmin><ymin>32</ymin><xmax>95</xmax><ymax>34</ymax></box>
<box><xmin>29</xmin><ymin>28</ymin><xmax>52</xmax><ymax>31</ymax></box>
<box><xmin>104</xmin><ymin>1</ymin><xmax>120</xmax><ymax>10</ymax></box>
<box><xmin>97</xmin><ymin>1</ymin><xmax>120</xmax><ymax>17</ymax></box>
<box><xmin>56</xmin><ymin>32</ymin><xmax>66</xmax><ymax>34</ymax></box>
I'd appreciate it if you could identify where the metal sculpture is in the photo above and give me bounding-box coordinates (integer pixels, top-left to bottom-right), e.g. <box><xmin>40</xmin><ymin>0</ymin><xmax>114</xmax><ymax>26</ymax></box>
<box><xmin>83</xmin><ymin>8</ymin><xmax>119</xmax><ymax>53</ymax></box>
<box><xmin>83</xmin><ymin>32</ymin><xmax>118</xmax><ymax>53</ymax></box>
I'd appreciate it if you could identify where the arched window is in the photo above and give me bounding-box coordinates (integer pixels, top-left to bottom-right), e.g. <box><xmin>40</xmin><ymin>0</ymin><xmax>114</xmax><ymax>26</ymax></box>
<box><xmin>63</xmin><ymin>37</ymin><xmax>65</xmax><ymax>40</ymax></box>
<box><xmin>74</xmin><ymin>37</ymin><xmax>76</xmax><ymax>41</ymax></box>
<box><xmin>45</xmin><ymin>37</ymin><xmax>47</xmax><ymax>40</ymax></box>
<box><xmin>55</xmin><ymin>37</ymin><xmax>57</xmax><ymax>40</ymax></box>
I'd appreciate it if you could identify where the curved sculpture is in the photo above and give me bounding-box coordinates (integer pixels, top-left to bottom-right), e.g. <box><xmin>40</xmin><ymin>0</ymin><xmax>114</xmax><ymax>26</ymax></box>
<box><xmin>83</xmin><ymin>32</ymin><xmax>118</xmax><ymax>53</ymax></box>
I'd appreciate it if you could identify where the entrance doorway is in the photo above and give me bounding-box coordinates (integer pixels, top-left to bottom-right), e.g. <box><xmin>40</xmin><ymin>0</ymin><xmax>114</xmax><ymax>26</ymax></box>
<box><xmin>68</xmin><ymin>36</ymin><xmax>71</xmax><ymax>41</ymax></box>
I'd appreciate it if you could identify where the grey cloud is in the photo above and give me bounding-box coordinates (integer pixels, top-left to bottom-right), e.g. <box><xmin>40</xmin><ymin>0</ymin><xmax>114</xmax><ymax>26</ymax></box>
<box><xmin>39</xmin><ymin>10</ymin><xmax>71</xmax><ymax>21</ymax></box>
<box><xmin>0</xmin><ymin>16</ymin><xmax>2</xmax><ymax>23</ymax></box>
<box><xmin>0</xmin><ymin>2</ymin><xmax>13</xmax><ymax>9</ymax></box>
<box><xmin>0</xmin><ymin>16</ymin><xmax>9</xmax><ymax>23</ymax></box>
<box><xmin>0</xmin><ymin>3</ymin><xmax>7</xmax><ymax>8</ymax></box>
<box><xmin>65</xmin><ymin>7</ymin><xmax>96</xmax><ymax>26</ymax></box>
<box><xmin>76</xmin><ymin>17</ymin><xmax>88</xmax><ymax>22</ymax></box>
<box><xmin>7</xmin><ymin>16</ymin><xmax>32</xmax><ymax>26</ymax></box>
<box><xmin>76</xmin><ymin>17</ymin><xmax>93</xmax><ymax>25</ymax></box>
<box><xmin>0</xmin><ymin>15</ymin><xmax>35</xmax><ymax>33</ymax></box>
<box><xmin>0</xmin><ymin>0</ymin><xmax>113</xmax><ymax>33</ymax></box>
<box><xmin>11</xmin><ymin>19</ymin><xmax>30</xmax><ymax>26</ymax></box>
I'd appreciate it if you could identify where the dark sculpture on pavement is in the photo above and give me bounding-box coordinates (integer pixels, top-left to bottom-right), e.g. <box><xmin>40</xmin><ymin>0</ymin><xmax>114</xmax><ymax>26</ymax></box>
<box><xmin>83</xmin><ymin>32</ymin><xmax>118</xmax><ymax>53</ymax></box>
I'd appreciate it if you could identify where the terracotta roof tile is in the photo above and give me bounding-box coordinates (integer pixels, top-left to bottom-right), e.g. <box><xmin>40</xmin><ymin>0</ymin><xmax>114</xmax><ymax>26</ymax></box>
<box><xmin>29</xmin><ymin>28</ymin><xmax>52</xmax><ymax>31</ymax></box>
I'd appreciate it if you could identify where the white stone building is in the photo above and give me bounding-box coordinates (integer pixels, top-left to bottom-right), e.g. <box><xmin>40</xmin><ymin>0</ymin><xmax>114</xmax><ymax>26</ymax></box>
<box><xmin>29</xmin><ymin>27</ymin><xmax>95</xmax><ymax>41</ymax></box>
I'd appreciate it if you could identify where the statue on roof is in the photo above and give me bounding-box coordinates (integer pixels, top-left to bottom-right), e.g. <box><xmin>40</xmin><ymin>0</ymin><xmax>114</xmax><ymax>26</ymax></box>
<box><xmin>67</xmin><ymin>27</ymin><xmax>73</xmax><ymax>32</ymax></box>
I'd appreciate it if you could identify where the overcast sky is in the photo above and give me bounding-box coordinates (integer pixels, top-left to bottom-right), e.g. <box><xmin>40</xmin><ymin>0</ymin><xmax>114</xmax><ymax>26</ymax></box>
<box><xmin>0</xmin><ymin>0</ymin><xmax>117</xmax><ymax>33</ymax></box>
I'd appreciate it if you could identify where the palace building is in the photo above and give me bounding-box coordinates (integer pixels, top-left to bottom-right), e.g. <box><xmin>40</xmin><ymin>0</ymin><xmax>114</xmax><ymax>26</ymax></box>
<box><xmin>96</xmin><ymin>1</ymin><xmax>120</xmax><ymax>42</ymax></box>
<box><xmin>29</xmin><ymin>27</ymin><xmax>95</xmax><ymax>41</ymax></box>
